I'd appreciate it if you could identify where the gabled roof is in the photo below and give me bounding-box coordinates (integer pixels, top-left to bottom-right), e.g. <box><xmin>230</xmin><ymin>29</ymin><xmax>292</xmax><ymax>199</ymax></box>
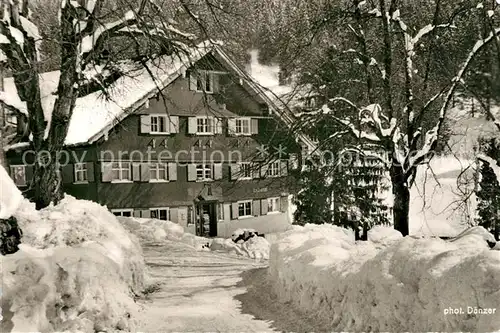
<box><xmin>5</xmin><ymin>40</ymin><xmax>317</xmax><ymax>153</ymax></box>
<box><xmin>5</xmin><ymin>41</ymin><xmax>217</xmax><ymax>146</ymax></box>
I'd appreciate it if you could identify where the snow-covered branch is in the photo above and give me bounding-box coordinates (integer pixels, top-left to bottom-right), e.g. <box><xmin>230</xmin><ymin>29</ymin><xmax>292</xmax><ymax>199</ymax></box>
<box><xmin>478</xmin><ymin>154</ymin><xmax>500</xmax><ymax>183</ymax></box>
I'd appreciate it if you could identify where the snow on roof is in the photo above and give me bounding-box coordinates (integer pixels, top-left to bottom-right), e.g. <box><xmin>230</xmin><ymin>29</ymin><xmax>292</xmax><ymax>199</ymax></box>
<box><xmin>4</xmin><ymin>41</ymin><xmax>215</xmax><ymax>146</ymax></box>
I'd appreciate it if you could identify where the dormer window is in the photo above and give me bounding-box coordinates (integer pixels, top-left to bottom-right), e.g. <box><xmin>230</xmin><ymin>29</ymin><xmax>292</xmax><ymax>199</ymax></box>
<box><xmin>190</xmin><ymin>70</ymin><xmax>216</xmax><ymax>93</ymax></box>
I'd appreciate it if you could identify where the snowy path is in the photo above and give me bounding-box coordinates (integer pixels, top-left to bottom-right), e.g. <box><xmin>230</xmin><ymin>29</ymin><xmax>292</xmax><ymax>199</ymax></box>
<box><xmin>134</xmin><ymin>241</ymin><xmax>277</xmax><ymax>332</ymax></box>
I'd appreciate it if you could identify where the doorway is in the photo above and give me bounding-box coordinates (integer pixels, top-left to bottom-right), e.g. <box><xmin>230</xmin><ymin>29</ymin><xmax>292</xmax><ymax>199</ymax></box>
<box><xmin>196</xmin><ymin>202</ymin><xmax>217</xmax><ymax>237</ymax></box>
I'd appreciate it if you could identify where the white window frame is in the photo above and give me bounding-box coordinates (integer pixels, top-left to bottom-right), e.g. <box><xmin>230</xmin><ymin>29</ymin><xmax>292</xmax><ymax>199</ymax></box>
<box><xmin>10</xmin><ymin>165</ymin><xmax>26</xmax><ymax>186</ymax></box>
<box><xmin>196</xmin><ymin>116</ymin><xmax>215</xmax><ymax>135</ymax></box>
<box><xmin>111</xmin><ymin>161</ymin><xmax>132</xmax><ymax>183</ymax></box>
<box><xmin>74</xmin><ymin>162</ymin><xmax>88</xmax><ymax>183</ymax></box>
<box><xmin>267</xmin><ymin>161</ymin><xmax>280</xmax><ymax>177</ymax></box>
<box><xmin>195</xmin><ymin>70</ymin><xmax>214</xmax><ymax>93</ymax></box>
<box><xmin>237</xmin><ymin>200</ymin><xmax>252</xmax><ymax>219</ymax></box>
<box><xmin>196</xmin><ymin>164</ymin><xmax>212</xmax><ymax>181</ymax></box>
<box><xmin>267</xmin><ymin>197</ymin><xmax>280</xmax><ymax>214</ymax></box>
<box><xmin>150</xmin><ymin>207</ymin><xmax>171</xmax><ymax>221</ymax></box>
<box><xmin>150</xmin><ymin>115</ymin><xmax>169</xmax><ymax>134</ymax></box>
<box><xmin>235</xmin><ymin>117</ymin><xmax>251</xmax><ymax>135</ymax></box>
<box><xmin>111</xmin><ymin>209</ymin><xmax>134</xmax><ymax>217</ymax></box>
<box><xmin>149</xmin><ymin>163</ymin><xmax>169</xmax><ymax>182</ymax></box>
<box><xmin>239</xmin><ymin>162</ymin><xmax>252</xmax><ymax>180</ymax></box>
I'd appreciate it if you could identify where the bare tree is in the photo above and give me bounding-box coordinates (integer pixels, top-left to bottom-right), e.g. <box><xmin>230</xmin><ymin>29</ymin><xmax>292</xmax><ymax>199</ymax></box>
<box><xmin>298</xmin><ymin>1</ymin><xmax>500</xmax><ymax>236</ymax></box>
<box><xmin>0</xmin><ymin>0</ymin><xmax>201</xmax><ymax>209</ymax></box>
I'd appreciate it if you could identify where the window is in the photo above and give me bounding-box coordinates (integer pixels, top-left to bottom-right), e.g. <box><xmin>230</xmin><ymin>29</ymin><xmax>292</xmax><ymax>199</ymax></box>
<box><xmin>238</xmin><ymin>200</ymin><xmax>252</xmax><ymax>218</ymax></box>
<box><xmin>196</xmin><ymin>117</ymin><xmax>214</xmax><ymax>134</ymax></box>
<box><xmin>239</xmin><ymin>162</ymin><xmax>252</xmax><ymax>179</ymax></box>
<box><xmin>10</xmin><ymin>165</ymin><xmax>26</xmax><ymax>186</ymax></box>
<box><xmin>196</xmin><ymin>164</ymin><xmax>212</xmax><ymax>180</ymax></box>
<box><xmin>111</xmin><ymin>209</ymin><xmax>133</xmax><ymax>217</ymax></box>
<box><xmin>74</xmin><ymin>163</ymin><xmax>88</xmax><ymax>183</ymax></box>
<box><xmin>111</xmin><ymin>161</ymin><xmax>131</xmax><ymax>181</ymax></box>
<box><xmin>150</xmin><ymin>207</ymin><xmax>170</xmax><ymax>221</ymax></box>
<box><xmin>195</xmin><ymin>71</ymin><xmax>214</xmax><ymax>93</ymax></box>
<box><xmin>268</xmin><ymin>197</ymin><xmax>280</xmax><ymax>213</ymax></box>
<box><xmin>267</xmin><ymin>161</ymin><xmax>280</xmax><ymax>177</ymax></box>
<box><xmin>151</xmin><ymin>115</ymin><xmax>168</xmax><ymax>133</ymax></box>
<box><xmin>235</xmin><ymin>118</ymin><xmax>250</xmax><ymax>135</ymax></box>
<box><xmin>150</xmin><ymin>163</ymin><xmax>168</xmax><ymax>181</ymax></box>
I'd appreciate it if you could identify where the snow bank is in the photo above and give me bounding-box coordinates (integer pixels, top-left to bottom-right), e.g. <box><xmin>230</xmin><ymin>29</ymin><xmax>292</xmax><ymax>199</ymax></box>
<box><xmin>119</xmin><ymin>217</ymin><xmax>270</xmax><ymax>259</ymax></box>
<box><xmin>0</xmin><ymin>196</ymin><xmax>146</xmax><ymax>332</ymax></box>
<box><xmin>269</xmin><ymin>224</ymin><xmax>500</xmax><ymax>332</ymax></box>
<box><xmin>0</xmin><ymin>164</ymin><xmax>24</xmax><ymax>219</ymax></box>
<box><xmin>119</xmin><ymin>217</ymin><xmax>211</xmax><ymax>250</ymax></box>
<box><xmin>210</xmin><ymin>235</ymin><xmax>270</xmax><ymax>260</ymax></box>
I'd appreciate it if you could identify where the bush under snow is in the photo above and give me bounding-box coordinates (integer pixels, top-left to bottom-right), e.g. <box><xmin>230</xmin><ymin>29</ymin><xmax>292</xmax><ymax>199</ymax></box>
<box><xmin>1</xmin><ymin>193</ymin><xmax>146</xmax><ymax>332</ymax></box>
<box><xmin>269</xmin><ymin>224</ymin><xmax>500</xmax><ymax>332</ymax></box>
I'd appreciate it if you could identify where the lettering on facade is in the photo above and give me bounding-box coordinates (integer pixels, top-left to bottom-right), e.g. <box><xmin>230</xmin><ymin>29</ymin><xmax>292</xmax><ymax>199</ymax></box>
<box><xmin>253</xmin><ymin>187</ymin><xmax>268</xmax><ymax>193</ymax></box>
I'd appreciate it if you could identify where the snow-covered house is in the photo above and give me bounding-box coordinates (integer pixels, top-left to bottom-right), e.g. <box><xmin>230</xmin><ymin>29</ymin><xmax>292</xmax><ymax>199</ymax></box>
<box><xmin>5</xmin><ymin>42</ymin><xmax>303</xmax><ymax>238</ymax></box>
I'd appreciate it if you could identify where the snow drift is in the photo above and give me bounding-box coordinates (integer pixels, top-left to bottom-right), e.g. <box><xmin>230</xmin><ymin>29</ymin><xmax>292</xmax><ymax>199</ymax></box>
<box><xmin>1</xmin><ymin>192</ymin><xmax>146</xmax><ymax>332</ymax></box>
<box><xmin>269</xmin><ymin>224</ymin><xmax>500</xmax><ymax>332</ymax></box>
<box><xmin>120</xmin><ymin>218</ymin><xmax>270</xmax><ymax>260</ymax></box>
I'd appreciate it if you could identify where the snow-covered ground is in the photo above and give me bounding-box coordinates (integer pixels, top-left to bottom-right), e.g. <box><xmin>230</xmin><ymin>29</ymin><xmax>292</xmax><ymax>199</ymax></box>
<box><xmin>0</xmin><ymin>194</ymin><xmax>146</xmax><ymax>332</ymax></box>
<box><xmin>119</xmin><ymin>217</ymin><xmax>271</xmax><ymax>260</ymax></box>
<box><xmin>269</xmin><ymin>224</ymin><xmax>500</xmax><ymax>332</ymax></box>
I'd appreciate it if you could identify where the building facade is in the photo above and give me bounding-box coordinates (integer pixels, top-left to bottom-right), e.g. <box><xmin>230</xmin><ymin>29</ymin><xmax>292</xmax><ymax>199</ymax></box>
<box><xmin>6</xmin><ymin>44</ymin><xmax>299</xmax><ymax>238</ymax></box>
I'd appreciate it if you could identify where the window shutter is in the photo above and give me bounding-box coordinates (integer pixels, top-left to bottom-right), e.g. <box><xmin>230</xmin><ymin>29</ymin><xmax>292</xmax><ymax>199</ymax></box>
<box><xmin>133</xmin><ymin>210</ymin><xmax>141</xmax><ymax>218</ymax></box>
<box><xmin>86</xmin><ymin>162</ymin><xmax>95</xmax><ymax>182</ymax></box>
<box><xmin>261</xmin><ymin>199</ymin><xmax>268</xmax><ymax>215</ymax></box>
<box><xmin>169</xmin><ymin>116</ymin><xmax>179</xmax><ymax>133</ymax></box>
<box><xmin>227</xmin><ymin>118</ymin><xmax>236</xmax><ymax>135</ymax></box>
<box><xmin>231</xmin><ymin>202</ymin><xmax>239</xmax><ymax>220</ymax></box>
<box><xmin>25</xmin><ymin>165</ymin><xmax>33</xmax><ymax>185</ymax></box>
<box><xmin>212</xmin><ymin>73</ymin><xmax>219</xmax><ymax>92</ymax></box>
<box><xmin>170</xmin><ymin>207</ymin><xmax>179</xmax><ymax>223</ymax></box>
<box><xmin>213</xmin><ymin>163</ymin><xmax>222</xmax><ymax>180</ymax></box>
<box><xmin>141</xmin><ymin>209</ymin><xmax>150</xmax><ymax>218</ymax></box>
<box><xmin>187</xmin><ymin>117</ymin><xmax>197</xmax><ymax>134</ymax></box>
<box><xmin>253</xmin><ymin>200</ymin><xmax>261</xmax><ymax>216</ymax></box>
<box><xmin>140</xmin><ymin>163</ymin><xmax>150</xmax><ymax>182</ymax></box>
<box><xmin>101</xmin><ymin>162</ymin><xmax>113</xmax><ymax>182</ymax></box>
<box><xmin>252</xmin><ymin>163</ymin><xmax>260</xmax><ymax>178</ymax></box>
<box><xmin>62</xmin><ymin>164</ymin><xmax>74</xmax><ymax>183</ymax></box>
<box><xmin>215</xmin><ymin>118</ymin><xmax>223</xmax><ymax>134</ymax></box>
<box><xmin>168</xmin><ymin>163</ymin><xmax>177</xmax><ymax>181</ymax></box>
<box><xmin>280</xmin><ymin>196</ymin><xmax>288</xmax><ymax>213</ymax></box>
<box><xmin>132</xmin><ymin>163</ymin><xmax>141</xmax><ymax>181</ymax></box>
<box><xmin>280</xmin><ymin>160</ymin><xmax>288</xmax><ymax>176</ymax></box>
<box><xmin>229</xmin><ymin>164</ymin><xmax>240</xmax><ymax>180</ymax></box>
<box><xmin>187</xmin><ymin>164</ymin><xmax>197</xmax><ymax>181</ymax></box>
<box><xmin>189</xmin><ymin>71</ymin><xmax>197</xmax><ymax>90</ymax></box>
<box><xmin>250</xmin><ymin>118</ymin><xmax>258</xmax><ymax>134</ymax></box>
<box><xmin>260</xmin><ymin>164</ymin><xmax>268</xmax><ymax>178</ymax></box>
<box><xmin>140</xmin><ymin>115</ymin><xmax>151</xmax><ymax>134</ymax></box>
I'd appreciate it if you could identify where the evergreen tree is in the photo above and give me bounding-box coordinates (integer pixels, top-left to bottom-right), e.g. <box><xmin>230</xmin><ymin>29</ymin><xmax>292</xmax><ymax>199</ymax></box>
<box><xmin>476</xmin><ymin>138</ymin><xmax>500</xmax><ymax>240</ymax></box>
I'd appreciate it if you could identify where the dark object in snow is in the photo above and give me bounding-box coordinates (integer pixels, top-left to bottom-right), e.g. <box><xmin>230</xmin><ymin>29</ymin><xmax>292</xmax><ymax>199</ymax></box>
<box><xmin>232</xmin><ymin>230</ymin><xmax>264</xmax><ymax>243</ymax></box>
<box><xmin>0</xmin><ymin>216</ymin><xmax>23</xmax><ymax>255</ymax></box>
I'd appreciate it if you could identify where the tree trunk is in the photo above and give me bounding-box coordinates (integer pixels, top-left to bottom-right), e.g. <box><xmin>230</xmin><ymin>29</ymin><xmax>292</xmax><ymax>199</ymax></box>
<box><xmin>32</xmin><ymin>155</ymin><xmax>63</xmax><ymax>209</ymax></box>
<box><xmin>390</xmin><ymin>165</ymin><xmax>410</xmax><ymax>236</ymax></box>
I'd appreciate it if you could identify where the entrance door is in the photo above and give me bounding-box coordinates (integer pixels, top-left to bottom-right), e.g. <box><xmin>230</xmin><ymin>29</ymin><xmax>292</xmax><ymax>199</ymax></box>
<box><xmin>196</xmin><ymin>202</ymin><xmax>217</xmax><ymax>237</ymax></box>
